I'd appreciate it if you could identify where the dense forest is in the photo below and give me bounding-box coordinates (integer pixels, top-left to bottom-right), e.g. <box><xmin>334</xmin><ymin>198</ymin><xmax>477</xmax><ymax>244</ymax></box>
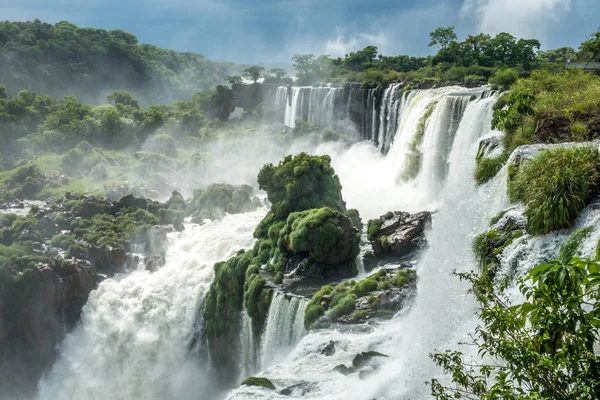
<box><xmin>0</xmin><ymin>20</ymin><xmax>243</xmax><ymax>104</ymax></box>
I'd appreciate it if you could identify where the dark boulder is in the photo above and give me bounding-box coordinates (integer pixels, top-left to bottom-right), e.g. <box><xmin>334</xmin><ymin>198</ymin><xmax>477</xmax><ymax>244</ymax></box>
<box><xmin>368</xmin><ymin>211</ymin><xmax>431</xmax><ymax>257</ymax></box>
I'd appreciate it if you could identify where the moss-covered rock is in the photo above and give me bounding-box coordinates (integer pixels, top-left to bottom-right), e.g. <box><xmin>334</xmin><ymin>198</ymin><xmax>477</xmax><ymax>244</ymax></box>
<box><xmin>473</xmin><ymin>213</ymin><xmax>526</xmax><ymax>280</ymax></box>
<box><xmin>257</xmin><ymin>153</ymin><xmax>346</xmax><ymax>219</ymax></box>
<box><xmin>367</xmin><ymin>211</ymin><xmax>431</xmax><ymax>257</ymax></box>
<box><xmin>304</xmin><ymin>267</ymin><xmax>417</xmax><ymax>329</ymax></box>
<box><xmin>190</xmin><ymin>183</ymin><xmax>257</xmax><ymax>222</ymax></box>
<box><xmin>241</xmin><ymin>377</ymin><xmax>275</xmax><ymax>390</ymax></box>
<box><xmin>280</xmin><ymin>207</ymin><xmax>360</xmax><ymax>266</ymax></box>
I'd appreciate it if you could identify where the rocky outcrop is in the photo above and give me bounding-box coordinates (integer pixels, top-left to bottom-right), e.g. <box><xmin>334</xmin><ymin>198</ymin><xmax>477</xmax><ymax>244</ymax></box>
<box><xmin>367</xmin><ymin>211</ymin><xmax>431</xmax><ymax>257</ymax></box>
<box><xmin>476</xmin><ymin>135</ymin><xmax>502</xmax><ymax>160</ymax></box>
<box><xmin>0</xmin><ymin>260</ymin><xmax>99</xmax><ymax>399</ymax></box>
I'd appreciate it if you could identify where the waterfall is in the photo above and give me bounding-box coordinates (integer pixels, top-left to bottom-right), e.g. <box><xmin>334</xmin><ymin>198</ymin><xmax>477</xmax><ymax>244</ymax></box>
<box><xmin>226</xmin><ymin>89</ymin><xmax>503</xmax><ymax>400</ymax></box>
<box><xmin>377</xmin><ymin>83</ymin><xmax>403</xmax><ymax>153</ymax></box>
<box><xmin>259</xmin><ymin>291</ymin><xmax>308</xmax><ymax>369</ymax></box>
<box><xmin>37</xmin><ymin>209</ymin><xmax>267</xmax><ymax>400</ymax></box>
<box><xmin>239</xmin><ymin>309</ymin><xmax>257</xmax><ymax>380</ymax></box>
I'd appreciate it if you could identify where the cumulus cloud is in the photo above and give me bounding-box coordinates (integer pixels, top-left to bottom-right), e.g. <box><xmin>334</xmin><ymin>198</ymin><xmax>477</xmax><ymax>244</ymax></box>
<box><xmin>460</xmin><ymin>0</ymin><xmax>572</xmax><ymax>39</ymax></box>
<box><xmin>324</xmin><ymin>30</ymin><xmax>388</xmax><ymax>57</ymax></box>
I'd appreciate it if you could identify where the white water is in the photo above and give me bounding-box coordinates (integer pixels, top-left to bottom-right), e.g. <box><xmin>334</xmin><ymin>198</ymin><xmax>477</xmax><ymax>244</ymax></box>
<box><xmin>260</xmin><ymin>292</ymin><xmax>308</xmax><ymax>370</ymax></box>
<box><xmin>38</xmin><ymin>210</ymin><xmax>266</xmax><ymax>400</ymax></box>
<box><xmin>35</xmin><ymin>86</ymin><xmax>507</xmax><ymax>400</ymax></box>
<box><xmin>226</xmin><ymin>89</ymin><xmax>502</xmax><ymax>399</ymax></box>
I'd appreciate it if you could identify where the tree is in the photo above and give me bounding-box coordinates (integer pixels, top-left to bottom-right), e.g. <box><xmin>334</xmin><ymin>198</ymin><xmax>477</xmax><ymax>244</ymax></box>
<box><xmin>492</xmin><ymin>91</ymin><xmax>535</xmax><ymax>133</ymax></box>
<box><xmin>243</xmin><ymin>66</ymin><xmax>265</xmax><ymax>83</ymax></box>
<box><xmin>0</xmin><ymin>84</ymin><xmax>8</xmax><ymax>99</ymax></box>
<box><xmin>106</xmin><ymin>90</ymin><xmax>139</xmax><ymax>109</ymax></box>
<box><xmin>225</xmin><ymin>75</ymin><xmax>243</xmax><ymax>86</ymax></box>
<box><xmin>431</xmin><ymin>258</ymin><xmax>600</xmax><ymax>399</ymax></box>
<box><xmin>580</xmin><ymin>28</ymin><xmax>600</xmax><ymax>61</ymax></box>
<box><xmin>429</xmin><ymin>26</ymin><xmax>457</xmax><ymax>50</ymax></box>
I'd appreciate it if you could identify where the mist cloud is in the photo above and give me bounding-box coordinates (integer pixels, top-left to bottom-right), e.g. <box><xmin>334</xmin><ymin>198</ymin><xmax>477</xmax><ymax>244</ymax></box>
<box><xmin>324</xmin><ymin>31</ymin><xmax>388</xmax><ymax>57</ymax></box>
<box><xmin>460</xmin><ymin>0</ymin><xmax>572</xmax><ymax>40</ymax></box>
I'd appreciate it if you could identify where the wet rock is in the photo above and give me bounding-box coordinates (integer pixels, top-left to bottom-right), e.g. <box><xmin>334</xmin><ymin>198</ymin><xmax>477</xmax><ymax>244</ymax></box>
<box><xmin>333</xmin><ymin>364</ymin><xmax>353</xmax><ymax>375</ymax></box>
<box><xmin>279</xmin><ymin>382</ymin><xmax>316</xmax><ymax>396</ymax></box>
<box><xmin>369</xmin><ymin>211</ymin><xmax>431</xmax><ymax>257</ymax></box>
<box><xmin>476</xmin><ymin>135</ymin><xmax>501</xmax><ymax>160</ymax></box>
<box><xmin>321</xmin><ymin>340</ymin><xmax>337</xmax><ymax>356</ymax></box>
<box><xmin>352</xmin><ymin>351</ymin><xmax>388</xmax><ymax>369</ymax></box>
<box><xmin>241</xmin><ymin>376</ymin><xmax>275</xmax><ymax>390</ymax></box>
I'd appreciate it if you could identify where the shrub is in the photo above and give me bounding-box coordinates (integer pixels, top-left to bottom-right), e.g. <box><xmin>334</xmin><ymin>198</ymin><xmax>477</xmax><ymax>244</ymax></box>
<box><xmin>509</xmin><ymin>146</ymin><xmax>600</xmax><ymax>234</ymax></box>
<box><xmin>144</xmin><ymin>133</ymin><xmax>178</xmax><ymax>158</ymax></box>
<box><xmin>474</xmin><ymin>153</ymin><xmax>509</xmax><ymax>185</ymax></box>
<box><xmin>367</xmin><ymin>218</ymin><xmax>383</xmax><ymax>241</ymax></box>
<box><xmin>50</xmin><ymin>233</ymin><xmax>76</xmax><ymax>250</ymax></box>
<box><xmin>488</xmin><ymin>68</ymin><xmax>519</xmax><ymax>90</ymax></box>
<box><xmin>392</xmin><ymin>269</ymin><xmax>417</xmax><ymax>288</ymax></box>
<box><xmin>559</xmin><ymin>226</ymin><xmax>593</xmax><ymax>262</ymax></box>
<box><xmin>328</xmin><ymin>294</ymin><xmax>357</xmax><ymax>320</ymax></box>
<box><xmin>273</xmin><ymin>271</ymin><xmax>284</xmax><ymax>284</ymax></box>
<box><xmin>351</xmin><ymin>278</ymin><xmax>379</xmax><ymax>297</ymax></box>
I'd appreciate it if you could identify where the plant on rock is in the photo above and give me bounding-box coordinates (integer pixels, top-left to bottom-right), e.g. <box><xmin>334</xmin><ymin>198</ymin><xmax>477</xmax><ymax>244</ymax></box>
<box><xmin>508</xmin><ymin>146</ymin><xmax>600</xmax><ymax>234</ymax></box>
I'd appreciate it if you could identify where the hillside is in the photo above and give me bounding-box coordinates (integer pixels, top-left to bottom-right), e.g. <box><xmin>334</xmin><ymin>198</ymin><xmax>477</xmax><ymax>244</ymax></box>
<box><xmin>0</xmin><ymin>20</ymin><xmax>244</xmax><ymax>104</ymax></box>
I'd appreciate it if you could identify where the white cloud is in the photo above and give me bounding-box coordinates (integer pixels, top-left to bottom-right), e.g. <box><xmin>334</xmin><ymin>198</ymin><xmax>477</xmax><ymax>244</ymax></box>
<box><xmin>460</xmin><ymin>0</ymin><xmax>572</xmax><ymax>39</ymax></box>
<box><xmin>324</xmin><ymin>30</ymin><xmax>388</xmax><ymax>57</ymax></box>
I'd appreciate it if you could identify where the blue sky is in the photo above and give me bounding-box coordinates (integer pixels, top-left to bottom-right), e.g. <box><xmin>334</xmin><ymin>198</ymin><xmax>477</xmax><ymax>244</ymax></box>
<box><xmin>1</xmin><ymin>0</ymin><xmax>598</xmax><ymax>64</ymax></box>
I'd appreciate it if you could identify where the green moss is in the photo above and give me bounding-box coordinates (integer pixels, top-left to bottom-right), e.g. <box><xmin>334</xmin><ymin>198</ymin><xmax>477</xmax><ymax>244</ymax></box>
<box><xmin>559</xmin><ymin>226</ymin><xmax>594</xmax><ymax>262</ymax></box>
<box><xmin>50</xmin><ymin>233</ymin><xmax>76</xmax><ymax>250</ymax></box>
<box><xmin>192</xmin><ymin>184</ymin><xmax>256</xmax><ymax>219</ymax></box>
<box><xmin>345</xmin><ymin>209</ymin><xmax>363</xmax><ymax>230</ymax></box>
<box><xmin>400</xmin><ymin>101</ymin><xmax>437</xmax><ymax>181</ymax></box>
<box><xmin>490</xmin><ymin>210</ymin><xmax>508</xmax><ymax>226</ymax></box>
<box><xmin>350</xmin><ymin>278</ymin><xmax>378</xmax><ymax>298</ymax></box>
<box><xmin>473</xmin><ymin>228</ymin><xmax>524</xmax><ymax>279</ymax></box>
<box><xmin>279</xmin><ymin>207</ymin><xmax>359</xmax><ymax>266</ymax></box>
<box><xmin>391</xmin><ymin>269</ymin><xmax>417</xmax><ymax>288</ymax></box>
<box><xmin>273</xmin><ymin>271</ymin><xmax>284</xmax><ymax>284</ymax></box>
<box><xmin>241</xmin><ymin>377</ymin><xmax>275</xmax><ymax>390</ymax></box>
<box><xmin>367</xmin><ymin>218</ymin><xmax>383</xmax><ymax>241</ymax></box>
<box><xmin>328</xmin><ymin>294</ymin><xmax>357</xmax><ymax>320</ymax></box>
<box><xmin>257</xmin><ymin>153</ymin><xmax>345</xmax><ymax>219</ymax></box>
<box><xmin>508</xmin><ymin>147</ymin><xmax>600</xmax><ymax>234</ymax></box>
<box><xmin>474</xmin><ymin>152</ymin><xmax>509</xmax><ymax>185</ymax></box>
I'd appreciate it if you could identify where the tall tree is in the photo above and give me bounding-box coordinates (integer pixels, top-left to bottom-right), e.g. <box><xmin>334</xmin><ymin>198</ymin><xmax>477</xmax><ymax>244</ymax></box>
<box><xmin>429</xmin><ymin>26</ymin><xmax>457</xmax><ymax>50</ymax></box>
<box><xmin>243</xmin><ymin>66</ymin><xmax>265</xmax><ymax>83</ymax></box>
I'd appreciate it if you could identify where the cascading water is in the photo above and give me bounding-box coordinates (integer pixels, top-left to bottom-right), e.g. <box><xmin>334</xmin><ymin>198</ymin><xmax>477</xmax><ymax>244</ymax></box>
<box><xmin>226</xmin><ymin>90</ymin><xmax>502</xmax><ymax>399</ymax></box>
<box><xmin>259</xmin><ymin>292</ymin><xmax>308</xmax><ymax>370</ymax></box>
<box><xmin>37</xmin><ymin>210</ymin><xmax>267</xmax><ymax>400</ymax></box>
<box><xmin>34</xmin><ymin>85</ymin><xmax>508</xmax><ymax>400</ymax></box>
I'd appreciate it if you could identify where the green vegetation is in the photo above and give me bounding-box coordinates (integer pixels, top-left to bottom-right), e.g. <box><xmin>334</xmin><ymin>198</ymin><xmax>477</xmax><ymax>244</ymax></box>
<box><xmin>474</xmin><ymin>153</ymin><xmax>509</xmax><ymax>185</ymax></box>
<box><xmin>508</xmin><ymin>146</ymin><xmax>600</xmax><ymax>234</ymax></box>
<box><xmin>0</xmin><ymin>20</ymin><xmax>242</xmax><ymax>104</ymax></box>
<box><xmin>495</xmin><ymin>70</ymin><xmax>600</xmax><ymax>153</ymax></box>
<box><xmin>366</xmin><ymin>218</ymin><xmax>383</xmax><ymax>241</ymax></box>
<box><xmin>473</xmin><ymin>227</ymin><xmax>524</xmax><ymax>280</ymax></box>
<box><xmin>304</xmin><ymin>268</ymin><xmax>417</xmax><ymax>329</ymax></box>
<box><xmin>241</xmin><ymin>377</ymin><xmax>275</xmax><ymax>390</ymax></box>
<box><xmin>279</xmin><ymin>207</ymin><xmax>360</xmax><ymax>265</ymax></box>
<box><xmin>190</xmin><ymin>184</ymin><xmax>257</xmax><ymax>222</ymax></box>
<box><xmin>204</xmin><ymin>153</ymin><xmax>360</xmax><ymax>383</ymax></box>
<box><xmin>559</xmin><ymin>226</ymin><xmax>594</xmax><ymax>262</ymax></box>
<box><xmin>257</xmin><ymin>153</ymin><xmax>345</xmax><ymax>219</ymax></box>
<box><xmin>431</xmin><ymin>258</ymin><xmax>600</xmax><ymax>399</ymax></box>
